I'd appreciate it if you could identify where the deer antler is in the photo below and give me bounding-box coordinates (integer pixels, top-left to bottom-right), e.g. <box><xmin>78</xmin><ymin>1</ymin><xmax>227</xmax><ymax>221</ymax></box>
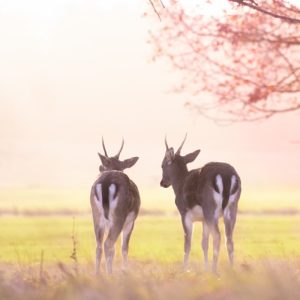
<box><xmin>114</xmin><ymin>138</ymin><xmax>124</xmax><ymax>159</ymax></box>
<box><xmin>176</xmin><ymin>133</ymin><xmax>187</xmax><ymax>155</ymax></box>
<box><xmin>165</xmin><ymin>135</ymin><xmax>169</xmax><ymax>150</ymax></box>
<box><xmin>102</xmin><ymin>137</ymin><xmax>109</xmax><ymax>157</ymax></box>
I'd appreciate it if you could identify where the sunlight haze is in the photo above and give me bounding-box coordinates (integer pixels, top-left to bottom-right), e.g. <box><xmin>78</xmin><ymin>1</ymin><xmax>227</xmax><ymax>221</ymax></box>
<box><xmin>0</xmin><ymin>0</ymin><xmax>299</xmax><ymax>210</ymax></box>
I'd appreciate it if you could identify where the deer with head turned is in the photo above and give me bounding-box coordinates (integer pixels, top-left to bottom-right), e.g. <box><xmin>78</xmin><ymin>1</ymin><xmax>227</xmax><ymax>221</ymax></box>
<box><xmin>90</xmin><ymin>138</ymin><xmax>140</xmax><ymax>274</ymax></box>
<box><xmin>160</xmin><ymin>135</ymin><xmax>241</xmax><ymax>273</ymax></box>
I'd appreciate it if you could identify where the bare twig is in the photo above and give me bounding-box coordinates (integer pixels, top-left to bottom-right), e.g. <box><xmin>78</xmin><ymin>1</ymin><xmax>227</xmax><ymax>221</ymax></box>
<box><xmin>70</xmin><ymin>217</ymin><xmax>78</xmax><ymax>276</ymax></box>
<box><xmin>160</xmin><ymin>0</ymin><xmax>165</xmax><ymax>8</ymax></box>
<box><xmin>149</xmin><ymin>0</ymin><xmax>162</xmax><ymax>21</ymax></box>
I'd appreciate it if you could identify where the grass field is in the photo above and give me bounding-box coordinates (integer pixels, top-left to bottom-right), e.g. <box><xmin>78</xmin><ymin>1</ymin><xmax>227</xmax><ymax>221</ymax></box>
<box><xmin>0</xmin><ymin>214</ymin><xmax>300</xmax><ymax>299</ymax></box>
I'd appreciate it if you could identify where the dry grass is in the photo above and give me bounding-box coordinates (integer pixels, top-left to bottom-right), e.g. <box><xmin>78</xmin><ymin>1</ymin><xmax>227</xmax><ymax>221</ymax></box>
<box><xmin>0</xmin><ymin>260</ymin><xmax>299</xmax><ymax>300</ymax></box>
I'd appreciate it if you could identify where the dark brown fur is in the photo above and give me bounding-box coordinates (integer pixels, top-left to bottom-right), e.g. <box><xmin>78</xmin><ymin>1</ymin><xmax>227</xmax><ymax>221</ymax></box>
<box><xmin>160</xmin><ymin>137</ymin><xmax>242</xmax><ymax>273</ymax></box>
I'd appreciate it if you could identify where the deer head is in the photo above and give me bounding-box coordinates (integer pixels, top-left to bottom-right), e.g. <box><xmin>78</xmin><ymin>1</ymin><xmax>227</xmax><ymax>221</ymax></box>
<box><xmin>98</xmin><ymin>138</ymin><xmax>138</xmax><ymax>173</ymax></box>
<box><xmin>160</xmin><ymin>134</ymin><xmax>200</xmax><ymax>188</ymax></box>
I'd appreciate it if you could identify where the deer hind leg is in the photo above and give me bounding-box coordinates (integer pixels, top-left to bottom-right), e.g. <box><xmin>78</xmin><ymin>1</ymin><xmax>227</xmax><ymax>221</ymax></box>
<box><xmin>224</xmin><ymin>206</ymin><xmax>237</xmax><ymax>267</ymax></box>
<box><xmin>95</xmin><ymin>226</ymin><xmax>105</xmax><ymax>275</ymax></box>
<box><xmin>121</xmin><ymin>212</ymin><xmax>136</xmax><ymax>270</ymax></box>
<box><xmin>104</xmin><ymin>222</ymin><xmax>123</xmax><ymax>274</ymax></box>
<box><xmin>182</xmin><ymin>214</ymin><xmax>193</xmax><ymax>271</ymax></box>
<box><xmin>210</xmin><ymin>222</ymin><xmax>221</xmax><ymax>274</ymax></box>
<box><xmin>202</xmin><ymin>222</ymin><xmax>210</xmax><ymax>271</ymax></box>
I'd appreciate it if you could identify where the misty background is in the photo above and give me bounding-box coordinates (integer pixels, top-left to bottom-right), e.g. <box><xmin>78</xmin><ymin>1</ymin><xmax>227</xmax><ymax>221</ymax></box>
<box><xmin>0</xmin><ymin>0</ymin><xmax>299</xmax><ymax>211</ymax></box>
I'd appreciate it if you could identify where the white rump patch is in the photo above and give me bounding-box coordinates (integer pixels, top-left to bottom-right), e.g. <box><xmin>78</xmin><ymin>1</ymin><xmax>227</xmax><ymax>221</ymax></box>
<box><xmin>213</xmin><ymin>175</ymin><xmax>223</xmax><ymax>220</ymax></box>
<box><xmin>95</xmin><ymin>184</ymin><xmax>103</xmax><ymax>210</ymax></box>
<box><xmin>109</xmin><ymin>184</ymin><xmax>118</xmax><ymax>207</ymax></box>
<box><xmin>228</xmin><ymin>190</ymin><xmax>239</xmax><ymax>206</ymax></box>
<box><xmin>95</xmin><ymin>184</ymin><xmax>102</xmax><ymax>200</ymax></box>
<box><xmin>228</xmin><ymin>175</ymin><xmax>239</xmax><ymax>206</ymax></box>
<box><xmin>94</xmin><ymin>184</ymin><xmax>106</xmax><ymax>228</ymax></box>
<box><xmin>215</xmin><ymin>174</ymin><xmax>223</xmax><ymax>194</ymax></box>
<box><xmin>109</xmin><ymin>184</ymin><xmax>117</xmax><ymax>198</ymax></box>
<box><xmin>107</xmin><ymin>184</ymin><xmax>118</xmax><ymax>222</ymax></box>
<box><xmin>94</xmin><ymin>183</ymin><xmax>119</xmax><ymax>229</ymax></box>
<box><xmin>224</xmin><ymin>176</ymin><xmax>239</xmax><ymax>220</ymax></box>
<box><xmin>230</xmin><ymin>175</ymin><xmax>237</xmax><ymax>194</ymax></box>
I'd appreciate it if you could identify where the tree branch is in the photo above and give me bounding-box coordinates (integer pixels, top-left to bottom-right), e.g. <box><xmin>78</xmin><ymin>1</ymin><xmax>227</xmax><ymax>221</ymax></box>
<box><xmin>148</xmin><ymin>0</ymin><xmax>162</xmax><ymax>21</ymax></box>
<box><xmin>229</xmin><ymin>0</ymin><xmax>300</xmax><ymax>23</ymax></box>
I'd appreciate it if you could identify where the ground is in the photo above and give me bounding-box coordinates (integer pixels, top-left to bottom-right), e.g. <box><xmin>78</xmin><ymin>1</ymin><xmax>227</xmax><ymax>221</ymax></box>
<box><xmin>0</xmin><ymin>214</ymin><xmax>299</xmax><ymax>299</ymax></box>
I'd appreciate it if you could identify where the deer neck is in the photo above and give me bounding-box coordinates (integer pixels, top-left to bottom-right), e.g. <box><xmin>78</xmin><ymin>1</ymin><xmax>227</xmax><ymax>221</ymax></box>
<box><xmin>171</xmin><ymin>169</ymin><xmax>188</xmax><ymax>197</ymax></box>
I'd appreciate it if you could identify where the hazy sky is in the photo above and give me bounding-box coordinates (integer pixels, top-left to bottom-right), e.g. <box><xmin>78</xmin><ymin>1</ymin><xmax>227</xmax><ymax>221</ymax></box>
<box><xmin>0</xmin><ymin>0</ymin><xmax>299</xmax><ymax>198</ymax></box>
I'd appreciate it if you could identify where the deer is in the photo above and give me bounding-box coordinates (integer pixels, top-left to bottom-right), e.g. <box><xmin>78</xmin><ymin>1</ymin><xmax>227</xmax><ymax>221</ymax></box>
<box><xmin>90</xmin><ymin>138</ymin><xmax>140</xmax><ymax>274</ymax></box>
<box><xmin>160</xmin><ymin>135</ymin><xmax>241</xmax><ymax>274</ymax></box>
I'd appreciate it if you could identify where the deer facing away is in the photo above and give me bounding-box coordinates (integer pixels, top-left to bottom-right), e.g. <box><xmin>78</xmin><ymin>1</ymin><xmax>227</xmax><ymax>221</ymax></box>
<box><xmin>160</xmin><ymin>135</ymin><xmax>241</xmax><ymax>273</ymax></box>
<box><xmin>90</xmin><ymin>138</ymin><xmax>140</xmax><ymax>274</ymax></box>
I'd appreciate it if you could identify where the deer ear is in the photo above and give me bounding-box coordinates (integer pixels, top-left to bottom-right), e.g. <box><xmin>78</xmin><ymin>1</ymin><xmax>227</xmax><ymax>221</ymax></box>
<box><xmin>120</xmin><ymin>157</ymin><xmax>139</xmax><ymax>170</ymax></box>
<box><xmin>183</xmin><ymin>150</ymin><xmax>200</xmax><ymax>164</ymax></box>
<box><xmin>98</xmin><ymin>153</ymin><xmax>110</xmax><ymax>167</ymax></box>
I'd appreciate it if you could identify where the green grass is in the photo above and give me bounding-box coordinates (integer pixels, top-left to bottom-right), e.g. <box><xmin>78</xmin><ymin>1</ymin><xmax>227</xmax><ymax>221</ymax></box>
<box><xmin>0</xmin><ymin>215</ymin><xmax>299</xmax><ymax>264</ymax></box>
<box><xmin>0</xmin><ymin>215</ymin><xmax>299</xmax><ymax>300</ymax></box>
